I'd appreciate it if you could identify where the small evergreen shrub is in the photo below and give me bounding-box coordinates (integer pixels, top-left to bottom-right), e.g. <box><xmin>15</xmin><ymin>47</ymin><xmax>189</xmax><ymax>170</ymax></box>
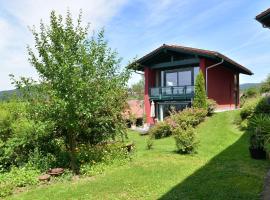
<box><xmin>173</xmin><ymin>125</ymin><xmax>198</xmax><ymax>154</ymax></box>
<box><xmin>148</xmin><ymin>122</ymin><xmax>172</xmax><ymax>139</ymax></box>
<box><xmin>193</xmin><ymin>70</ymin><xmax>207</xmax><ymax>109</ymax></box>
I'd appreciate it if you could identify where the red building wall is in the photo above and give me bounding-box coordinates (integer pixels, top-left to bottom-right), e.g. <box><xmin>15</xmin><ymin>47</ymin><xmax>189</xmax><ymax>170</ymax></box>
<box><xmin>144</xmin><ymin>67</ymin><xmax>155</xmax><ymax>124</ymax></box>
<box><xmin>200</xmin><ymin>58</ymin><xmax>239</xmax><ymax>110</ymax></box>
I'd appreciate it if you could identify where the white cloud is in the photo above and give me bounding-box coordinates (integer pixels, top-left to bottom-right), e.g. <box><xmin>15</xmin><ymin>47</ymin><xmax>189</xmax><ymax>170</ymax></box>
<box><xmin>0</xmin><ymin>0</ymin><xmax>128</xmax><ymax>90</ymax></box>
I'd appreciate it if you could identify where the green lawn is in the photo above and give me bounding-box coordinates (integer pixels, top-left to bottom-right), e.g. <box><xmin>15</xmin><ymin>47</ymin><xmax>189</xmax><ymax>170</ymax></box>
<box><xmin>7</xmin><ymin>111</ymin><xmax>270</xmax><ymax>200</ymax></box>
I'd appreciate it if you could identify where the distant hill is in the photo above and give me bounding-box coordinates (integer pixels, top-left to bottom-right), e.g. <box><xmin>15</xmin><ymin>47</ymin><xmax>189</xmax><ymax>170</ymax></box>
<box><xmin>240</xmin><ymin>83</ymin><xmax>261</xmax><ymax>91</ymax></box>
<box><xmin>0</xmin><ymin>89</ymin><xmax>18</xmax><ymax>100</ymax></box>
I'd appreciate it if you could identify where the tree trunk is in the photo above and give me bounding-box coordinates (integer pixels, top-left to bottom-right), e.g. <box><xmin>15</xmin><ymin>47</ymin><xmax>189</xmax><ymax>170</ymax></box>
<box><xmin>67</xmin><ymin>132</ymin><xmax>79</xmax><ymax>174</ymax></box>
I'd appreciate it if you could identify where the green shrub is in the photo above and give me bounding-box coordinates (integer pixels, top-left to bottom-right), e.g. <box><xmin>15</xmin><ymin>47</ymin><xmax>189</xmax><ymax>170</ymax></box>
<box><xmin>240</xmin><ymin>98</ymin><xmax>260</xmax><ymax>120</ymax></box>
<box><xmin>249</xmin><ymin>133</ymin><xmax>265</xmax><ymax>149</ymax></box>
<box><xmin>260</xmin><ymin>74</ymin><xmax>270</xmax><ymax>94</ymax></box>
<box><xmin>0</xmin><ymin>182</ymin><xmax>13</xmax><ymax>197</ymax></box>
<box><xmin>255</xmin><ymin>96</ymin><xmax>270</xmax><ymax>114</ymax></box>
<box><xmin>173</xmin><ymin>125</ymin><xmax>198</xmax><ymax>154</ymax></box>
<box><xmin>27</xmin><ymin>148</ymin><xmax>57</xmax><ymax>172</ymax></box>
<box><xmin>206</xmin><ymin>98</ymin><xmax>217</xmax><ymax>116</ymax></box>
<box><xmin>170</xmin><ymin>108</ymin><xmax>207</xmax><ymax>128</ymax></box>
<box><xmin>248</xmin><ymin>114</ymin><xmax>270</xmax><ymax>134</ymax></box>
<box><xmin>146</xmin><ymin>138</ymin><xmax>154</xmax><ymax>150</ymax></box>
<box><xmin>248</xmin><ymin>114</ymin><xmax>270</xmax><ymax>151</ymax></box>
<box><xmin>0</xmin><ymin>167</ymin><xmax>40</xmax><ymax>197</ymax></box>
<box><xmin>193</xmin><ymin>70</ymin><xmax>207</xmax><ymax>109</ymax></box>
<box><xmin>77</xmin><ymin>142</ymin><xmax>130</xmax><ymax>166</ymax></box>
<box><xmin>80</xmin><ymin>143</ymin><xmax>131</xmax><ymax>176</ymax></box>
<box><xmin>240</xmin><ymin>87</ymin><xmax>259</xmax><ymax>107</ymax></box>
<box><xmin>148</xmin><ymin>122</ymin><xmax>172</xmax><ymax>139</ymax></box>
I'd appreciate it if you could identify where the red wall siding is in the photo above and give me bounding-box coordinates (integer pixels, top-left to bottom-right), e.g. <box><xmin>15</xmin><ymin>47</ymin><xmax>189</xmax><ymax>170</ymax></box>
<box><xmin>204</xmin><ymin>59</ymin><xmax>238</xmax><ymax>109</ymax></box>
<box><xmin>144</xmin><ymin>67</ymin><xmax>155</xmax><ymax>124</ymax></box>
<box><xmin>207</xmin><ymin>66</ymin><xmax>234</xmax><ymax>108</ymax></box>
<box><xmin>199</xmin><ymin>58</ymin><xmax>206</xmax><ymax>77</ymax></box>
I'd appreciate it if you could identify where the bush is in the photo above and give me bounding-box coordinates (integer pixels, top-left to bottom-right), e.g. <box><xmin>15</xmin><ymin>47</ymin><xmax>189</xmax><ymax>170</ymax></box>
<box><xmin>80</xmin><ymin>143</ymin><xmax>131</xmax><ymax>176</ymax></box>
<box><xmin>0</xmin><ymin>167</ymin><xmax>40</xmax><ymax>197</ymax></box>
<box><xmin>173</xmin><ymin>125</ymin><xmax>198</xmax><ymax>154</ymax></box>
<box><xmin>248</xmin><ymin>114</ymin><xmax>270</xmax><ymax>134</ymax></box>
<box><xmin>240</xmin><ymin>98</ymin><xmax>260</xmax><ymax>120</ymax></box>
<box><xmin>255</xmin><ymin>96</ymin><xmax>270</xmax><ymax>114</ymax></box>
<box><xmin>148</xmin><ymin>122</ymin><xmax>172</xmax><ymax>139</ymax></box>
<box><xmin>146</xmin><ymin>138</ymin><xmax>154</xmax><ymax>150</ymax></box>
<box><xmin>240</xmin><ymin>87</ymin><xmax>259</xmax><ymax>107</ymax></box>
<box><xmin>170</xmin><ymin>108</ymin><xmax>207</xmax><ymax>128</ymax></box>
<box><xmin>206</xmin><ymin>98</ymin><xmax>217</xmax><ymax>116</ymax></box>
<box><xmin>169</xmin><ymin>108</ymin><xmax>206</xmax><ymax>154</ymax></box>
<box><xmin>77</xmin><ymin>142</ymin><xmax>130</xmax><ymax>166</ymax></box>
<box><xmin>248</xmin><ymin>114</ymin><xmax>270</xmax><ymax>151</ymax></box>
<box><xmin>260</xmin><ymin>74</ymin><xmax>270</xmax><ymax>94</ymax></box>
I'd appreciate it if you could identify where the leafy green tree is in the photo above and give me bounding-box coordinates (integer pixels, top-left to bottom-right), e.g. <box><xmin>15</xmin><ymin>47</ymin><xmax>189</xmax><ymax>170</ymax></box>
<box><xmin>21</xmin><ymin>10</ymin><xmax>130</xmax><ymax>173</ymax></box>
<box><xmin>193</xmin><ymin>70</ymin><xmax>207</xmax><ymax>109</ymax></box>
<box><xmin>260</xmin><ymin>74</ymin><xmax>270</xmax><ymax>94</ymax></box>
<box><xmin>130</xmin><ymin>76</ymin><xmax>144</xmax><ymax>100</ymax></box>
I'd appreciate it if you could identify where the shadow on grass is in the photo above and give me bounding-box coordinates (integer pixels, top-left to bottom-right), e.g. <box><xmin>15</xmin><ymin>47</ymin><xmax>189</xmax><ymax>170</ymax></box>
<box><xmin>158</xmin><ymin>133</ymin><xmax>270</xmax><ymax>200</ymax></box>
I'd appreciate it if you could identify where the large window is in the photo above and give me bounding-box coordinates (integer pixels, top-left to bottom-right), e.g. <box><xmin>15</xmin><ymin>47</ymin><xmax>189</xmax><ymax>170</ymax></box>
<box><xmin>165</xmin><ymin>72</ymin><xmax>177</xmax><ymax>86</ymax></box>
<box><xmin>165</xmin><ymin>68</ymin><xmax>193</xmax><ymax>87</ymax></box>
<box><xmin>178</xmin><ymin>70</ymin><xmax>192</xmax><ymax>86</ymax></box>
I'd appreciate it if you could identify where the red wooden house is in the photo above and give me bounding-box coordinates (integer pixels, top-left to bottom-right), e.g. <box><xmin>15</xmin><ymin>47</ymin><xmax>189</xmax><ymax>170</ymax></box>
<box><xmin>132</xmin><ymin>44</ymin><xmax>253</xmax><ymax>124</ymax></box>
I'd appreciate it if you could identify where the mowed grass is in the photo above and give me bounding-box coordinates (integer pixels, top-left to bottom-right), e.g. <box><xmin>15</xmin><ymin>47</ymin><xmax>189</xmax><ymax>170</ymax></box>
<box><xmin>7</xmin><ymin>111</ymin><xmax>270</xmax><ymax>200</ymax></box>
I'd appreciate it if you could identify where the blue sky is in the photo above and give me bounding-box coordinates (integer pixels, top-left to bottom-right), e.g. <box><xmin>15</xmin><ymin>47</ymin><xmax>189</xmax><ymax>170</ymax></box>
<box><xmin>0</xmin><ymin>0</ymin><xmax>270</xmax><ymax>90</ymax></box>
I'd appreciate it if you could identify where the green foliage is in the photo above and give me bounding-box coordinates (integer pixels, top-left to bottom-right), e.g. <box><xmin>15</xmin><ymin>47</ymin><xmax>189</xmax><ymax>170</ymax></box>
<box><xmin>254</xmin><ymin>96</ymin><xmax>270</xmax><ymax>114</ymax></box>
<box><xmin>10</xmin><ymin>10</ymin><xmax>130</xmax><ymax>173</ymax></box>
<box><xmin>248</xmin><ymin>114</ymin><xmax>270</xmax><ymax>134</ymax></box>
<box><xmin>206</xmin><ymin>98</ymin><xmax>217</xmax><ymax>116</ymax></box>
<box><xmin>148</xmin><ymin>121</ymin><xmax>172</xmax><ymax>139</ymax></box>
<box><xmin>260</xmin><ymin>74</ymin><xmax>270</xmax><ymax>94</ymax></box>
<box><xmin>27</xmin><ymin>148</ymin><xmax>58</xmax><ymax>172</ymax></box>
<box><xmin>173</xmin><ymin>125</ymin><xmax>198</xmax><ymax>154</ymax></box>
<box><xmin>170</xmin><ymin>108</ymin><xmax>207</xmax><ymax>128</ymax></box>
<box><xmin>240</xmin><ymin>98</ymin><xmax>260</xmax><ymax>120</ymax></box>
<box><xmin>146</xmin><ymin>138</ymin><xmax>154</xmax><ymax>150</ymax></box>
<box><xmin>240</xmin><ymin>87</ymin><xmax>259</xmax><ymax>107</ymax></box>
<box><xmin>168</xmin><ymin>108</ymin><xmax>207</xmax><ymax>154</ymax></box>
<box><xmin>0</xmin><ymin>101</ymin><xmax>59</xmax><ymax>170</ymax></box>
<box><xmin>80</xmin><ymin>143</ymin><xmax>131</xmax><ymax>176</ymax></box>
<box><xmin>0</xmin><ymin>167</ymin><xmax>40</xmax><ymax>197</ymax></box>
<box><xmin>248</xmin><ymin>114</ymin><xmax>270</xmax><ymax>150</ymax></box>
<box><xmin>193</xmin><ymin>70</ymin><xmax>207</xmax><ymax>109</ymax></box>
<box><xmin>130</xmin><ymin>76</ymin><xmax>144</xmax><ymax>100</ymax></box>
<box><xmin>129</xmin><ymin>113</ymin><xmax>137</xmax><ymax>125</ymax></box>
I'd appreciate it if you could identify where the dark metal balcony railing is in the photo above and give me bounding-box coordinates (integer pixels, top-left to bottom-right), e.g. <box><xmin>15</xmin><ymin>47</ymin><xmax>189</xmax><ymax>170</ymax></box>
<box><xmin>150</xmin><ymin>85</ymin><xmax>194</xmax><ymax>100</ymax></box>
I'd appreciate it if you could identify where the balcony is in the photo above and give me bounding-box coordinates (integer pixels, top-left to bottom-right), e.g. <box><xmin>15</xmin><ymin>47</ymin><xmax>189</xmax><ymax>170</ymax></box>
<box><xmin>149</xmin><ymin>85</ymin><xmax>194</xmax><ymax>101</ymax></box>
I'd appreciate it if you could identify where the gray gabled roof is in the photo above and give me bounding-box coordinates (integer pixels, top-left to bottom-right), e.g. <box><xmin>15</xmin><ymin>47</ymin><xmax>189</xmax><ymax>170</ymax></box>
<box><xmin>132</xmin><ymin>44</ymin><xmax>253</xmax><ymax>75</ymax></box>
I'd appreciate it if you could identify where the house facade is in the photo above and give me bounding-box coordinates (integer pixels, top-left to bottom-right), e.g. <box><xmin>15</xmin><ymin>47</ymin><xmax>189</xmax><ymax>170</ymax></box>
<box><xmin>132</xmin><ymin>44</ymin><xmax>253</xmax><ymax>124</ymax></box>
